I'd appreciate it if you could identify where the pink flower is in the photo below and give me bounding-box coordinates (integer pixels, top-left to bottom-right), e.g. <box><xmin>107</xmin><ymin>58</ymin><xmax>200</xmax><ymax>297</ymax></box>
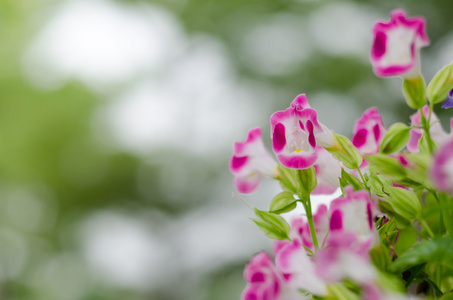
<box><xmin>329</xmin><ymin>187</ymin><xmax>377</xmax><ymax>243</ymax></box>
<box><xmin>407</xmin><ymin>105</ymin><xmax>453</xmax><ymax>152</ymax></box>
<box><xmin>351</xmin><ymin>108</ymin><xmax>386</xmax><ymax>155</ymax></box>
<box><xmin>370</xmin><ymin>9</ymin><xmax>429</xmax><ymax>78</ymax></box>
<box><xmin>270</xmin><ymin>94</ymin><xmax>334</xmax><ymax>169</ymax></box>
<box><xmin>275</xmin><ymin>241</ymin><xmax>327</xmax><ymax>296</ymax></box>
<box><xmin>314</xmin><ymin>231</ymin><xmax>375</xmax><ymax>284</ymax></box>
<box><xmin>242</xmin><ymin>252</ymin><xmax>305</xmax><ymax>300</ymax></box>
<box><xmin>431</xmin><ymin>140</ymin><xmax>453</xmax><ymax>192</ymax></box>
<box><xmin>230</xmin><ymin>127</ymin><xmax>278</xmax><ymax>193</ymax></box>
<box><xmin>273</xmin><ymin>191</ymin><xmax>379</xmax><ymax>295</ymax></box>
<box><xmin>314</xmin><ymin>187</ymin><xmax>378</xmax><ymax>283</ymax></box>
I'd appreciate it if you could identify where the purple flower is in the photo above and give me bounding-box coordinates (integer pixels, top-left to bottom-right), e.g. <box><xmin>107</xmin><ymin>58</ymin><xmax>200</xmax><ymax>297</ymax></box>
<box><xmin>352</xmin><ymin>108</ymin><xmax>386</xmax><ymax>155</ymax></box>
<box><xmin>442</xmin><ymin>89</ymin><xmax>453</xmax><ymax>109</ymax></box>
<box><xmin>371</xmin><ymin>9</ymin><xmax>429</xmax><ymax>78</ymax></box>
<box><xmin>230</xmin><ymin>127</ymin><xmax>278</xmax><ymax>193</ymax></box>
<box><xmin>270</xmin><ymin>94</ymin><xmax>334</xmax><ymax>169</ymax></box>
<box><xmin>431</xmin><ymin>140</ymin><xmax>453</xmax><ymax>192</ymax></box>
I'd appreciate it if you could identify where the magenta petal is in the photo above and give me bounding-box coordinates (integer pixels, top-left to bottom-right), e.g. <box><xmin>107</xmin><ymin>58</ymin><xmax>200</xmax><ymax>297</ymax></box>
<box><xmin>272</xmin><ymin>123</ymin><xmax>286</xmax><ymax>152</ymax></box>
<box><xmin>352</xmin><ymin>128</ymin><xmax>368</xmax><ymax>148</ymax></box>
<box><xmin>231</xmin><ymin>156</ymin><xmax>248</xmax><ymax>172</ymax></box>
<box><xmin>372</xmin><ymin>31</ymin><xmax>386</xmax><ymax>59</ymax></box>
<box><xmin>234</xmin><ymin>175</ymin><xmax>260</xmax><ymax>193</ymax></box>
<box><xmin>278</xmin><ymin>153</ymin><xmax>317</xmax><ymax>169</ymax></box>
<box><xmin>373</xmin><ymin>123</ymin><xmax>381</xmax><ymax>142</ymax></box>
<box><xmin>330</xmin><ymin>210</ymin><xmax>343</xmax><ymax>231</ymax></box>
<box><xmin>306</xmin><ymin>120</ymin><xmax>316</xmax><ymax>148</ymax></box>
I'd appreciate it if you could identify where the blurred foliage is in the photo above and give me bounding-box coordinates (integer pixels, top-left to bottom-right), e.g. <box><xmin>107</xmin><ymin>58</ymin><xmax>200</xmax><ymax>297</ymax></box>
<box><xmin>0</xmin><ymin>0</ymin><xmax>453</xmax><ymax>299</ymax></box>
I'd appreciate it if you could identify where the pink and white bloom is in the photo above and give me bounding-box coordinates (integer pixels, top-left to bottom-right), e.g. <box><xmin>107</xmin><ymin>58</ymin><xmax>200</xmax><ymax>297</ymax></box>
<box><xmin>329</xmin><ymin>187</ymin><xmax>377</xmax><ymax>243</ymax></box>
<box><xmin>313</xmin><ymin>187</ymin><xmax>378</xmax><ymax>283</ymax></box>
<box><xmin>242</xmin><ymin>251</ymin><xmax>306</xmax><ymax>300</ymax></box>
<box><xmin>315</xmin><ymin>231</ymin><xmax>375</xmax><ymax>284</ymax></box>
<box><xmin>270</xmin><ymin>94</ymin><xmax>335</xmax><ymax>169</ymax></box>
<box><xmin>371</xmin><ymin>9</ymin><xmax>429</xmax><ymax>78</ymax></box>
<box><xmin>231</xmin><ymin>127</ymin><xmax>278</xmax><ymax>193</ymax></box>
<box><xmin>312</xmin><ymin>148</ymin><xmax>342</xmax><ymax>195</ymax></box>
<box><xmin>431</xmin><ymin>140</ymin><xmax>453</xmax><ymax>193</ymax></box>
<box><xmin>276</xmin><ymin>241</ymin><xmax>327</xmax><ymax>296</ymax></box>
<box><xmin>352</xmin><ymin>108</ymin><xmax>387</xmax><ymax>155</ymax></box>
<box><xmin>407</xmin><ymin>105</ymin><xmax>453</xmax><ymax>152</ymax></box>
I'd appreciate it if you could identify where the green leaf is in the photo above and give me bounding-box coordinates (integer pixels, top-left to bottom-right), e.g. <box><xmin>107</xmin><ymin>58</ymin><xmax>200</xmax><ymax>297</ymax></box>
<box><xmin>252</xmin><ymin>219</ymin><xmax>289</xmax><ymax>240</ymax></box>
<box><xmin>378</xmin><ymin>200</ymin><xmax>411</xmax><ymax>228</ymax></box>
<box><xmin>277</xmin><ymin>164</ymin><xmax>298</xmax><ymax>194</ymax></box>
<box><xmin>403</xmin><ymin>76</ymin><xmax>426</xmax><ymax>109</ymax></box>
<box><xmin>339</xmin><ymin>168</ymin><xmax>364</xmax><ymax>191</ymax></box>
<box><xmin>386</xmin><ymin>186</ymin><xmax>421</xmax><ymax>221</ymax></box>
<box><xmin>367</xmin><ymin>171</ymin><xmax>392</xmax><ymax>197</ymax></box>
<box><xmin>370</xmin><ymin>246</ymin><xmax>392</xmax><ymax>271</ymax></box>
<box><xmin>426</xmin><ymin>62</ymin><xmax>453</xmax><ymax>104</ymax></box>
<box><xmin>326</xmin><ymin>283</ymin><xmax>360</xmax><ymax>300</ymax></box>
<box><xmin>326</xmin><ymin>133</ymin><xmax>363</xmax><ymax>170</ymax></box>
<box><xmin>366</xmin><ymin>154</ymin><xmax>406</xmax><ymax>180</ymax></box>
<box><xmin>296</xmin><ymin>166</ymin><xmax>317</xmax><ymax>195</ymax></box>
<box><xmin>391</xmin><ymin>237</ymin><xmax>453</xmax><ymax>272</ymax></box>
<box><xmin>402</xmin><ymin>153</ymin><xmax>432</xmax><ymax>188</ymax></box>
<box><xmin>394</xmin><ymin>228</ymin><xmax>418</xmax><ymax>256</ymax></box>
<box><xmin>417</xmin><ymin>133</ymin><xmax>430</xmax><ymax>154</ymax></box>
<box><xmin>269</xmin><ymin>191</ymin><xmax>297</xmax><ymax>214</ymax></box>
<box><xmin>379</xmin><ymin>123</ymin><xmax>410</xmax><ymax>154</ymax></box>
<box><xmin>254</xmin><ymin>208</ymin><xmax>291</xmax><ymax>240</ymax></box>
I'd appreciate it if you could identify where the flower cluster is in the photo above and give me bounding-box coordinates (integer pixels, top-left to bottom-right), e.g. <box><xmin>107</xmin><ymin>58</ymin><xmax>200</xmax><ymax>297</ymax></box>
<box><xmin>230</xmin><ymin>9</ymin><xmax>453</xmax><ymax>300</ymax></box>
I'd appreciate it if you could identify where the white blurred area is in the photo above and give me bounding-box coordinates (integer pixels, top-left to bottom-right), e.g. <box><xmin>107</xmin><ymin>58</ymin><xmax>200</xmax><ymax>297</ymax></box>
<box><xmin>20</xmin><ymin>0</ymin><xmax>374</xmax><ymax>297</ymax></box>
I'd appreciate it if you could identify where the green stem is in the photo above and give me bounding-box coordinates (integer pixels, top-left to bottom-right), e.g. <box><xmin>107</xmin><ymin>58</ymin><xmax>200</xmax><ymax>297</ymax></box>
<box><xmin>436</xmin><ymin>192</ymin><xmax>453</xmax><ymax>235</ymax></box>
<box><xmin>301</xmin><ymin>196</ymin><xmax>319</xmax><ymax>251</ymax></box>
<box><xmin>356</xmin><ymin>167</ymin><xmax>366</xmax><ymax>184</ymax></box>
<box><xmin>419</xmin><ymin>218</ymin><xmax>435</xmax><ymax>238</ymax></box>
<box><xmin>420</xmin><ymin>106</ymin><xmax>434</xmax><ymax>154</ymax></box>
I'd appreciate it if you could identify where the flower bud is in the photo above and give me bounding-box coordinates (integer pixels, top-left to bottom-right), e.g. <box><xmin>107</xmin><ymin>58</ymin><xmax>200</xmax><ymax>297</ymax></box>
<box><xmin>403</xmin><ymin>76</ymin><xmax>426</xmax><ymax>109</ymax></box>
<box><xmin>379</xmin><ymin>122</ymin><xmax>410</xmax><ymax>154</ymax></box>
<box><xmin>426</xmin><ymin>62</ymin><xmax>453</xmax><ymax>104</ymax></box>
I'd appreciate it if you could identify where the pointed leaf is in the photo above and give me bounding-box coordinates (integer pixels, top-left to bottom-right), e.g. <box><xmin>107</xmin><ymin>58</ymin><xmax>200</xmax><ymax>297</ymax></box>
<box><xmin>254</xmin><ymin>208</ymin><xmax>291</xmax><ymax>240</ymax></box>
<box><xmin>269</xmin><ymin>191</ymin><xmax>297</xmax><ymax>214</ymax></box>
<box><xmin>379</xmin><ymin>123</ymin><xmax>411</xmax><ymax>154</ymax></box>
<box><xmin>391</xmin><ymin>237</ymin><xmax>453</xmax><ymax>272</ymax></box>
<box><xmin>339</xmin><ymin>168</ymin><xmax>364</xmax><ymax>191</ymax></box>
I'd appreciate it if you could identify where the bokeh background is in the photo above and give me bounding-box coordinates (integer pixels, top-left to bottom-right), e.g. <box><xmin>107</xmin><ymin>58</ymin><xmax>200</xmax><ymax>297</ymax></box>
<box><xmin>1</xmin><ymin>0</ymin><xmax>453</xmax><ymax>299</ymax></box>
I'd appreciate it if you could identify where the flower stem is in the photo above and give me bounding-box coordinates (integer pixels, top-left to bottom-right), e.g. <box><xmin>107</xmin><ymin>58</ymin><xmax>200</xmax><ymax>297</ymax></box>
<box><xmin>419</xmin><ymin>218</ymin><xmax>435</xmax><ymax>238</ymax></box>
<box><xmin>301</xmin><ymin>195</ymin><xmax>319</xmax><ymax>251</ymax></box>
<box><xmin>420</xmin><ymin>106</ymin><xmax>434</xmax><ymax>154</ymax></box>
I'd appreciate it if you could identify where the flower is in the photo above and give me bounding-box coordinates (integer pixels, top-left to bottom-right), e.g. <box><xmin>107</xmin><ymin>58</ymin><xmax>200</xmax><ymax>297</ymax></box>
<box><xmin>270</xmin><ymin>94</ymin><xmax>334</xmax><ymax>169</ymax></box>
<box><xmin>329</xmin><ymin>187</ymin><xmax>377</xmax><ymax>245</ymax></box>
<box><xmin>242</xmin><ymin>251</ymin><xmax>305</xmax><ymax>300</ymax></box>
<box><xmin>230</xmin><ymin>127</ymin><xmax>278</xmax><ymax>193</ymax></box>
<box><xmin>407</xmin><ymin>105</ymin><xmax>453</xmax><ymax>152</ymax></box>
<box><xmin>272</xmin><ymin>189</ymin><xmax>378</xmax><ymax>296</ymax></box>
<box><xmin>352</xmin><ymin>108</ymin><xmax>386</xmax><ymax>155</ymax></box>
<box><xmin>431</xmin><ymin>140</ymin><xmax>453</xmax><ymax>192</ymax></box>
<box><xmin>370</xmin><ymin>9</ymin><xmax>429</xmax><ymax>78</ymax></box>
<box><xmin>442</xmin><ymin>89</ymin><xmax>453</xmax><ymax>109</ymax></box>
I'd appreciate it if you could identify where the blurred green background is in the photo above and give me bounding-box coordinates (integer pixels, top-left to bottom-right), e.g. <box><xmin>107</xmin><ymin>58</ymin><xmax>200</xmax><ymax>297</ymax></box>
<box><xmin>1</xmin><ymin>0</ymin><xmax>453</xmax><ymax>299</ymax></box>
